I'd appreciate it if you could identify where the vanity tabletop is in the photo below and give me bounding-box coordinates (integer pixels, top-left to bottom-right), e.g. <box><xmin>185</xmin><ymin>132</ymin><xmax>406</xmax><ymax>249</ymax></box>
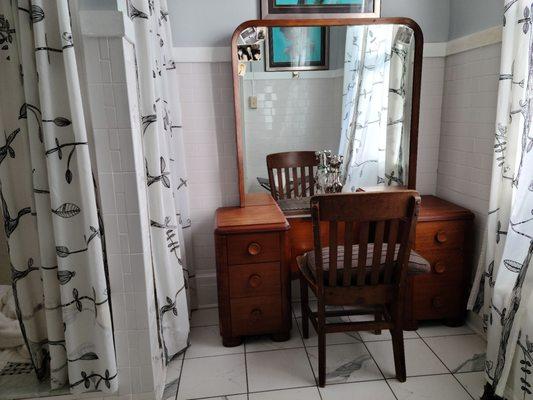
<box><xmin>215</xmin><ymin>193</ymin><xmax>289</xmax><ymax>234</ymax></box>
<box><xmin>216</xmin><ymin>193</ymin><xmax>474</xmax><ymax>234</ymax></box>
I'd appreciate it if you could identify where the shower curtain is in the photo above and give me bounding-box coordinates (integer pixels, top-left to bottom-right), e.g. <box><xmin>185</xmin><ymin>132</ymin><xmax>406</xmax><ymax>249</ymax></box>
<box><xmin>339</xmin><ymin>25</ymin><xmax>412</xmax><ymax>191</ymax></box>
<box><xmin>128</xmin><ymin>0</ymin><xmax>192</xmax><ymax>363</ymax></box>
<box><xmin>0</xmin><ymin>0</ymin><xmax>116</xmax><ymax>394</ymax></box>
<box><xmin>467</xmin><ymin>0</ymin><xmax>533</xmax><ymax>398</ymax></box>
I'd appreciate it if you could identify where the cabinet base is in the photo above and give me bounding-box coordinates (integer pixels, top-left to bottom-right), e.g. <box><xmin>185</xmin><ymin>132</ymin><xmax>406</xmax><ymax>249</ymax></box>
<box><xmin>271</xmin><ymin>331</ymin><xmax>291</xmax><ymax>342</ymax></box>
<box><xmin>222</xmin><ymin>336</ymin><xmax>243</xmax><ymax>347</ymax></box>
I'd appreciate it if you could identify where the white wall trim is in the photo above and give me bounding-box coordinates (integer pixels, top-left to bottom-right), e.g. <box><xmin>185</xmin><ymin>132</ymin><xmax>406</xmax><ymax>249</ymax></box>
<box><xmin>172</xmin><ymin>26</ymin><xmax>504</xmax><ymax>63</ymax></box>
<box><xmin>446</xmin><ymin>25</ymin><xmax>503</xmax><ymax>56</ymax></box>
<box><xmin>79</xmin><ymin>10</ymin><xmax>135</xmax><ymax>43</ymax></box>
<box><xmin>173</xmin><ymin>47</ymin><xmax>232</xmax><ymax>63</ymax></box>
<box><xmin>424</xmin><ymin>43</ymin><xmax>447</xmax><ymax>58</ymax></box>
<box><xmin>173</xmin><ymin>43</ymin><xmax>448</xmax><ymax>63</ymax></box>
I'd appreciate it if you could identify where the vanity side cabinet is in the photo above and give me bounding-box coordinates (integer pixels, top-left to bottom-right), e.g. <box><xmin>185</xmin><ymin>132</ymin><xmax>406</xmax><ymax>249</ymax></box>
<box><xmin>406</xmin><ymin>195</ymin><xmax>475</xmax><ymax>328</ymax></box>
<box><xmin>215</xmin><ymin>204</ymin><xmax>291</xmax><ymax>347</ymax></box>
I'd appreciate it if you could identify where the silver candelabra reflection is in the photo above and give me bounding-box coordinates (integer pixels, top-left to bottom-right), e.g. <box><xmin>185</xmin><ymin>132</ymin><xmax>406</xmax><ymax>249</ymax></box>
<box><xmin>315</xmin><ymin>150</ymin><xmax>344</xmax><ymax>194</ymax></box>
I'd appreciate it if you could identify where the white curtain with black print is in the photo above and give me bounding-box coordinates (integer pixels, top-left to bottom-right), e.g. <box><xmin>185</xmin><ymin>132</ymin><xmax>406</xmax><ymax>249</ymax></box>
<box><xmin>0</xmin><ymin>0</ymin><xmax>116</xmax><ymax>394</ymax></box>
<box><xmin>467</xmin><ymin>0</ymin><xmax>533</xmax><ymax>398</ymax></box>
<box><xmin>339</xmin><ymin>25</ymin><xmax>412</xmax><ymax>192</ymax></box>
<box><xmin>127</xmin><ymin>0</ymin><xmax>192</xmax><ymax>363</ymax></box>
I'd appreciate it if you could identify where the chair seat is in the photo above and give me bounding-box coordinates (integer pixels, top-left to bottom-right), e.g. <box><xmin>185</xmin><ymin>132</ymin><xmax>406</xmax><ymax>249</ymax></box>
<box><xmin>298</xmin><ymin>244</ymin><xmax>430</xmax><ymax>284</ymax></box>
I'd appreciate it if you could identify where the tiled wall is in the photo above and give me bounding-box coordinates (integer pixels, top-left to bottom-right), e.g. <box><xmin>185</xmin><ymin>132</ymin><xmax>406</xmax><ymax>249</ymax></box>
<box><xmin>436</xmin><ymin>43</ymin><xmax>501</xmax><ymax>263</ymax></box>
<box><xmin>178</xmin><ymin>57</ymin><xmax>445</xmax><ymax>307</ymax></box>
<box><xmin>82</xmin><ymin>34</ymin><xmax>165</xmax><ymax>399</ymax></box>
<box><xmin>242</xmin><ymin>75</ymin><xmax>343</xmax><ymax>192</ymax></box>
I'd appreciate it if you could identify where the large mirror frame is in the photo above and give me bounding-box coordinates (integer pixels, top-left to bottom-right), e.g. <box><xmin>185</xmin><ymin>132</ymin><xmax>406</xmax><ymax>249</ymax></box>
<box><xmin>231</xmin><ymin>18</ymin><xmax>424</xmax><ymax>207</ymax></box>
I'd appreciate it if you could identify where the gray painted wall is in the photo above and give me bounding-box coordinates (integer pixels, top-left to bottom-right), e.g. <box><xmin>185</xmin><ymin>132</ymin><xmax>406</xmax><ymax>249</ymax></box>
<box><xmin>168</xmin><ymin>0</ymin><xmax>450</xmax><ymax>47</ymax></box>
<box><xmin>449</xmin><ymin>0</ymin><xmax>502</xmax><ymax>40</ymax></box>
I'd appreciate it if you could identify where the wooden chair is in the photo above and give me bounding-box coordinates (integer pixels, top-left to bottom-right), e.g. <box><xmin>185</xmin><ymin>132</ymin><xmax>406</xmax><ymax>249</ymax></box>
<box><xmin>266</xmin><ymin>151</ymin><xmax>318</xmax><ymax>200</ymax></box>
<box><xmin>298</xmin><ymin>190</ymin><xmax>428</xmax><ymax>387</ymax></box>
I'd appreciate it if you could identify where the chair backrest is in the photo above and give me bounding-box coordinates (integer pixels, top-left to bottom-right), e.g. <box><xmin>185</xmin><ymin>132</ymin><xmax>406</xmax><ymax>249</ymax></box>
<box><xmin>266</xmin><ymin>151</ymin><xmax>318</xmax><ymax>200</ymax></box>
<box><xmin>310</xmin><ymin>191</ymin><xmax>421</xmax><ymax>304</ymax></box>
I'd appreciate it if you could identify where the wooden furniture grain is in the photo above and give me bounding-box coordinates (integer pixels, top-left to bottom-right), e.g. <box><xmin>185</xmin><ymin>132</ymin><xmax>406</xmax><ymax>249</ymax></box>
<box><xmin>405</xmin><ymin>195</ymin><xmax>475</xmax><ymax>328</ymax></box>
<box><xmin>231</xmin><ymin>18</ymin><xmax>424</xmax><ymax>206</ymax></box>
<box><xmin>299</xmin><ymin>191</ymin><xmax>422</xmax><ymax>386</ymax></box>
<box><xmin>284</xmin><ymin>194</ymin><xmax>474</xmax><ymax>328</ymax></box>
<box><xmin>215</xmin><ymin>193</ymin><xmax>474</xmax><ymax>347</ymax></box>
<box><xmin>215</xmin><ymin>193</ymin><xmax>291</xmax><ymax>346</ymax></box>
<box><xmin>266</xmin><ymin>151</ymin><xmax>318</xmax><ymax>200</ymax></box>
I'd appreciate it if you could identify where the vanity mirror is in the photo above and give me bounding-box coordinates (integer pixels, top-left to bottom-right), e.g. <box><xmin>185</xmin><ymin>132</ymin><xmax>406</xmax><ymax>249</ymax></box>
<box><xmin>232</xmin><ymin>19</ymin><xmax>423</xmax><ymax>211</ymax></box>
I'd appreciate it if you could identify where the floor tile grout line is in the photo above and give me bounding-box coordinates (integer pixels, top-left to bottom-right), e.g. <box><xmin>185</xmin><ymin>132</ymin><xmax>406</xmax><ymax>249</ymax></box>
<box><xmin>359</xmin><ymin>334</ymin><xmax>399</xmax><ymax>400</ymax></box>
<box><xmin>293</xmin><ymin>306</ymin><xmax>324</xmax><ymax>400</ymax></box>
<box><xmin>246</xmin><ymin>384</ymin><xmax>322</xmax><ymax>396</ymax></box>
<box><xmin>174</xmin><ymin>351</ymin><xmax>187</xmax><ymax>400</ymax></box>
<box><xmin>417</xmin><ymin>334</ymin><xmax>477</xmax><ymax>400</ymax></box>
<box><xmin>183</xmin><ymin>351</ymin><xmax>245</xmax><ymax>360</ymax></box>
<box><xmin>244</xmin><ymin>342</ymin><xmax>250</xmax><ymax>400</ymax></box>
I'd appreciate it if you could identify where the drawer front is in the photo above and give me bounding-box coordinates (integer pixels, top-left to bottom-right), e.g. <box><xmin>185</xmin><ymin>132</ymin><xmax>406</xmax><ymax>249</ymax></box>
<box><xmin>230</xmin><ymin>296</ymin><xmax>282</xmax><ymax>336</ymax></box>
<box><xmin>412</xmin><ymin>278</ymin><xmax>465</xmax><ymax>320</ymax></box>
<box><xmin>229</xmin><ymin>263</ymin><xmax>281</xmax><ymax>298</ymax></box>
<box><xmin>416</xmin><ymin>220</ymin><xmax>466</xmax><ymax>251</ymax></box>
<box><xmin>227</xmin><ymin>232</ymin><xmax>281</xmax><ymax>265</ymax></box>
<box><xmin>415</xmin><ymin>249</ymin><xmax>465</xmax><ymax>283</ymax></box>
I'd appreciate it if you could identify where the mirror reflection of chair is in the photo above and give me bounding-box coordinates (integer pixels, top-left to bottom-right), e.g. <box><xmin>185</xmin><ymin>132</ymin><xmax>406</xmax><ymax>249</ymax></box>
<box><xmin>266</xmin><ymin>151</ymin><xmax>319</xmax><ymax>201</ymax></box>
<box><xmin>297</xmin><ymin>190</ymin><xmax>430</xmax><ymax>387</ymax></box>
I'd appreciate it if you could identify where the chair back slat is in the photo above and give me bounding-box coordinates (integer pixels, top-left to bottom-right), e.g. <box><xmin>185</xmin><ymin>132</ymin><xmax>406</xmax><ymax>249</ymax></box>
<box><xmin>342</xmin><ymin>221</ymin><xmax>354</xmax><ymax>286</ymax></box>
<box><xmin>371</xmin><ymin>220</ymin><xmax>385</xmax><ymax>285</ymax></box>
<box><xmin>356</xmin><ymin>221</ymin><xmax>369</xmax><ymax>286</ymax></box>
<box><xmin>310</xmin><ymin>191</ymin><xmax>421</xmax><ymax>302</ymax></box>
<box><xmin>308</xmin><ymin>167</ymin><xmax>315</xmax><ymax>196</ymax></box>
<box><xmin>267</xmin><ymin>152</ymin><xmax>319</xmax><ymax>200</ymax></box>
<box><xmin>300</xmin><ymin>166</ymin><xmax>307</xmax><ymax>196</ymax></box>
<box><xmin>284</xmin><ymin>168</ymin><xmax>291</xmax><ymax>198</ymax></box>
<box><xmin>292</xmin><ymin>167</ymin><xmax>299</xmax><ymax>197</ymax></box>
<box><xmin>276</xmin><ymin>169</ymin><xmax>284</xmax><ymax>199</ymax></box>
<box><xmin>328</xmin><ymin>221</ymin><xmax>338</xmax><ymax>287</ymax></box>
<box><xmin>383</xmin><ymin>219</ymin><xmax>399</xmax><ymax>284</ymax></box>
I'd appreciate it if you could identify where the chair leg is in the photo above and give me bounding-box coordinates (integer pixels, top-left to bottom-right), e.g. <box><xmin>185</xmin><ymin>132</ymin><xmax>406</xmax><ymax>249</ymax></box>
<box><xmin>300</xmin><ymin>278</ymin><xmax>309</xmax><ymax>339</ymax></box>
<box><xmin>391</xmin><ymin>327</ymin><xmax>406</xmax><ymax>382</ymax></box>
<box><xmin>374</xmin><ymin>311</ymin><xmax>382</xmax><ymax>335</ymax></box>
<box><xmin>318</xmin><ymin>323</ymin><xmax>326</xmax><ymax>387</ymax></box>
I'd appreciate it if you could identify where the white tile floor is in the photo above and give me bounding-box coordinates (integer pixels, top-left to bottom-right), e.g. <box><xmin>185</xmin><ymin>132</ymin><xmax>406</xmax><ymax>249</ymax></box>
<box><xmin>164</xmin><ymin>304</ymin><xmax>487</xmax><ymax>400</ymax></box>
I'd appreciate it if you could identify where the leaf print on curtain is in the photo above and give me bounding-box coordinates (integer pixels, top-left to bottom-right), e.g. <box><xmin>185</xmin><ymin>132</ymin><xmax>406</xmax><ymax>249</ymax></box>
<box><xmin>339</xmin><ymin>25</ymin><xmax>413</xmax><ymax>191</ymax></box>
<box><xmin>128</xmin><ymin>0</ymin><xmax>192</xmax><ymax>363</ymax></box>
<box><xmin>0</xmin><ymin>0</ymin><xmax>116</xmax><ymax>394</ymax></box>
<box><xmin>467</xmin><ymin>0</ymin><xmax>533</xmax><ymax>398</ymax></box>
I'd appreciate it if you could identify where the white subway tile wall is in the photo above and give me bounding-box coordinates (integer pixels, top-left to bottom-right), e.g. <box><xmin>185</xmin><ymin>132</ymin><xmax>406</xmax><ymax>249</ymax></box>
<box><xmin>82</xmin><ymin>36</ymin><xmax>165</xmax><ymax>399</ymax></box>
<box><xmin>437</xmin><ymin>43</ymin><xmax>501</xmax><ymax>263</ymax></box>
<box><xmin>179</xmin><ymin>57</ymin><xmax>446</xmax><ymax>307</ymax></box>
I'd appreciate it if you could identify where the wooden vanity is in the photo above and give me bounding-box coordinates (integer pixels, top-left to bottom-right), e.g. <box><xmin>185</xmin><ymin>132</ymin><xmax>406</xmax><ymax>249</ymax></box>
<box><xmin>216</xmin><ymin>193</ymin><xmax>474</xmax><ymax>344</ymax></box>
<box><xmin>215</xmin><ymin>195</ymin><xmax>291</xmax><ymax>346</ymax></box>
<box><xmin>215</xmin><ymin>18</ymin><xmax>474</xmax><ymax>345</ymax></box>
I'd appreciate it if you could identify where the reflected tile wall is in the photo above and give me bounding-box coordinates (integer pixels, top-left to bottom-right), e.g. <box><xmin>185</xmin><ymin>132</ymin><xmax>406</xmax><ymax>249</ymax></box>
<box><xmin>178</xmin><ymin>57</ymin><xmax>446</xmax><ymax>307</ymax></box>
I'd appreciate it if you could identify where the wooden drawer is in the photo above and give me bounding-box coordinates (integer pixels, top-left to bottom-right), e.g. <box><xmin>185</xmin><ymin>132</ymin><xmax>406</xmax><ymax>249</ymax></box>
<box><xmin>230</xmin><ymin>296</ymin><xmax>282</xmax><ymax>336</ymax></box>
<box><xmin>416</xmin><ymin>249</ymin><xmax>464</xmax><ymax>283</ymax></box>
<box><xmin>412</xmin><ymin>278</ymin><xmax>465</xmax><ymax>320</ymax></box>
<box><xmin>416</xmin><ymin>220</ymin><xmax>466</xmax><ymax>251</ymax></box>
<box><xmin>227</xmin><ymin>232</ymin><xmax>281</xmax><ymax>265</ymax></box>
<box><xmin>229</xmin><ymin>263</ymin><xmax>281</xmax><ymax>298</ymax></box>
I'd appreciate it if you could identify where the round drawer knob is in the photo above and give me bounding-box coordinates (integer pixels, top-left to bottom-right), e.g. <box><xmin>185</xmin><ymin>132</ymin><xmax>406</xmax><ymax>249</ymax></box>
<box><xmin>248</xmin><ymin>274</ymin><xmax>263</xmax><ymax>288</ymax></box>
<box><xmin>250</xmin><ymin>308</ymin><xmax>263</xmax><ymax>322</ymax></box>
<box><xmin>434</xmin><ymin>261</ymin><xmax>446</xmax><ymax>274</ymax></box>
<box><xmin>248</xmin><ymin>242</ymin><xmax>262</xmax><ymax>256</ymax></box>
<box><xmin>432</xmin><ymin>296</ymin><xmax>444</xmax><ymax>309</ymax></box>
<box><xmin>435</xmin><ymin>230</ymin><xmax>448</xmax><ymax>244</ymax></box>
